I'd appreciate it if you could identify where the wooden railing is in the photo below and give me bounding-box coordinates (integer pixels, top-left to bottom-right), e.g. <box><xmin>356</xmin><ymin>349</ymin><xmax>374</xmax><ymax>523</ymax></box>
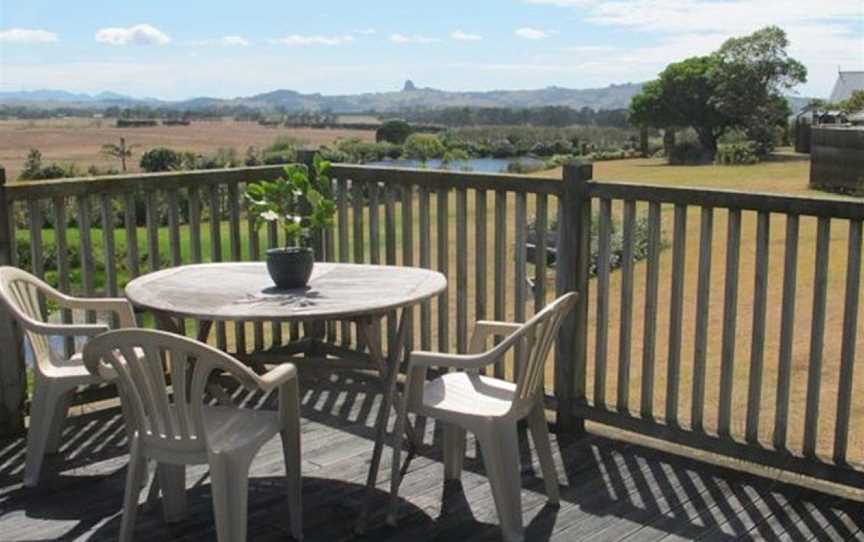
<box><xmin>0</xmin><ymin>160</ymin><xmax>861</xmax><ymax>492</ymax></box>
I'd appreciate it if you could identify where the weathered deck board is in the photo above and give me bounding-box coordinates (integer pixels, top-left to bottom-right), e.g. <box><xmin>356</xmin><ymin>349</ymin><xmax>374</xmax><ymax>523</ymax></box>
<box><xmin>0</xmin><ymin>370</ymin><xmax>861</xmax><ymax>542</ymax></box>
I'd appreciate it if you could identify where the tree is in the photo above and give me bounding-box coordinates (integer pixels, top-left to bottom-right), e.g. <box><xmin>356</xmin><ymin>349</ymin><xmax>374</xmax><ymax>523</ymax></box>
<box><xmin>376</xmin><ymin>119</ymin><xmax>413</xmax><ymax>144</ymax></box>
<box><xmin>140</xmin><ymin>147</ymin><xmax>182</xmax><ymax>172</ymax></box>
<box><xmin>836</xmin><ymin>90</ymin><xmax>864</xmax><ymax>114</ymax></box>
<box><xmin>711</xmin><ymin>26</ymin><xmax>806</xmax><ymax>155</ymax></box>
<box><xmin>101</xmin><ymin>137</ymin><xmax>136</xmax><ymax>172</ymax></box>
<box><xmin>401</xmin><ymin>134</ymin><xmax>446</xmax><ymax>162</ymax></box>
<box><xmin>630</xmin><ymin>26</ymin><xmax>806</xmax><ymax>159</ymax></box>
<box><xmin>630</xmin><ymin>55</ymin><xmax>731</xmax><ymax>156</ymax></box>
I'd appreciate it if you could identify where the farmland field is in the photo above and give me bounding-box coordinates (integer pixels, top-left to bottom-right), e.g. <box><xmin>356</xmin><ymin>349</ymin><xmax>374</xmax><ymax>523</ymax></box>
<box><xmin>0</xmin><ymin>117</ymin><xmax>376</xmax><ymax>181</ymax></box>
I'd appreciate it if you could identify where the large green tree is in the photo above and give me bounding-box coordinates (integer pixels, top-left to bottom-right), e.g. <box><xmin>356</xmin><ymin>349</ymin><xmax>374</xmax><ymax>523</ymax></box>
<box><xmin>630</xmin><ymin>55</ymin><xmax>731</xmax><ymax>155</ymax></box>
<box><xmin>630</xmin><ymin>26</ymin><xmax>807</xmax><ymax>159</ymax></box>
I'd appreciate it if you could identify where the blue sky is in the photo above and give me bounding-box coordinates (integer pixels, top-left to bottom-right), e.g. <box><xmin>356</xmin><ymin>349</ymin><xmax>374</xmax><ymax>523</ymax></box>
<box><xmin>1</xmin><ymin>0</ymin><xmax>862</xmax><ymax>100</ymax></box>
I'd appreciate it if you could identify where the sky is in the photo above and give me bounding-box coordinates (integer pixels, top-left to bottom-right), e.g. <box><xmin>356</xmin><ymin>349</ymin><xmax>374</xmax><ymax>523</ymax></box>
<box><xmin>0</xmin><ymin>0</ymin><xmax>862</xmax><ymax>101</ymax></box>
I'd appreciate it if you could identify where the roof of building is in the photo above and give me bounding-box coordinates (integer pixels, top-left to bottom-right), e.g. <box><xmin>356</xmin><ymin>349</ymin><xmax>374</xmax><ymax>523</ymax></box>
<box><xmin>829</xmin><ymin>71</ymin><xmax>864</xmax><ymax>103</ymax></box>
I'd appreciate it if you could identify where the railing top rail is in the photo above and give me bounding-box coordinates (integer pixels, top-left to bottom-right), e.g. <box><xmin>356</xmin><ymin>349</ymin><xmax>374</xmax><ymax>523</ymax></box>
<box><xmin>331</xmin><ymin>164</ymin><xmax>564</xmax><ymax>195</ymax></box>
<box><xmin>588</xmin><ymin>180</ymin><xmax>864</xmax><ymax>220</ymax></box>
<box><xmin>6</xmin><ymin>166</ymin><xmax>290</xmax><ymax>201</ymax></box>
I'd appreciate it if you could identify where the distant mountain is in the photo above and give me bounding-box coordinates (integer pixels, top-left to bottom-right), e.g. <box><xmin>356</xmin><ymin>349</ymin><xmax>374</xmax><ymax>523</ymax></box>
<box><xmin>0</xmin><ymin>82</ymin><xmax>815</xmax><ymax>114</ymax></box>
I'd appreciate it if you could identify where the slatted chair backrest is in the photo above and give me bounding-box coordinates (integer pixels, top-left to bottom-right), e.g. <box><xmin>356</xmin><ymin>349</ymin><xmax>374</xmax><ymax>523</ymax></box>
<box><xmin>0</xmin><ymin>266</ymin><xmax>62</xmax><ymax>376</ymax></box>
<box><xmin>82</xmin><ymin>329</ymin><xmax>262</xmax><ymax>453</ymax></box>
<box><xmin>511</xmin><ymin>292</ymin><xmax>578</xmax><ymax>411</ymax></box>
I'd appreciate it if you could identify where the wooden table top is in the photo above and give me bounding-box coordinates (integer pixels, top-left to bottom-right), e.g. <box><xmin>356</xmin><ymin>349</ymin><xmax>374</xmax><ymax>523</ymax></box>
<box><xmin>124</xmin><ymin>262</ymin><xmax>447</xmax><ymax>322</ymax></box>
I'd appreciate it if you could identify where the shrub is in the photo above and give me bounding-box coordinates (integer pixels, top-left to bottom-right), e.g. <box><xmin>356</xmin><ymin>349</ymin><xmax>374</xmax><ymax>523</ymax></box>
<box><xmin>715</xmin><ymin>141</ymin><xmax>760</xmax><ymax>165</ymax></box>
<box><xmin>506</xmin><ymin>159</ymin><xmax>546</xmax><ymax>174</ymax></box>
<box><xmin>667</xmin><ymin>141</ymin><xmax>713</xmax><ymax>165</ymax></box>
<box><xmin>140</xmin><ymin>147</ymin><xmax>182</xmax><ymax>172</ymax></box>
<box><xmin>402</xmin><ymin>134</ymin><xmax>446</xmax><ymax>162</ymax></box>
<box><xmin>376</xmin><ymin>119</ymin><xmax>413</xmax><ymax>144</ymax></box>
<box><xmin>527</xmin><ymin>212</ymin><xmax>663</xmax><ymax>277</ymax></box>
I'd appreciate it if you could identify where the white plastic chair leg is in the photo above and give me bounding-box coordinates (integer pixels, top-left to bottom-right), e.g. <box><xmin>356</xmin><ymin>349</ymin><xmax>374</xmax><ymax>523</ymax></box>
<box><xmin>120</xmin><ymin>437</ymin><xmax>146</xmax><ymax>542</ymax></box>
<box><xmin>209</xmin><ymin>453</ymin><xmax>253</xmax><ymax>542</ymax></box>
<box><xmin>527</xmin><ymin>404</ymin><xmax>560</xmax><ymax>505</ymax></box>
<box><xmin>442</xmin><ymin>423</ymin><xmax>466</xmax><ymax>482</ymax></box>
<box><xmin>24</xmin><ymin>383</ymin><xmax>65</xmax><ymax>487</ymax></box>
<box><xmin>157</xmin><ymin>463</ymin><xmax>187</xmax><ymax>523</ymax></box>
<box><xmin>280</xmin><ymin>428</ymin><xmax>303</xmax><ymax>540</ymax></box>
<box><xmin>45</xmin><ymin>389</ymin><xmax>73</xmax><ymax>453</ymax></box>
<box><xmin>477</xmin><ymin>425</ymin><xmax>525</xmax><ymax>542</ymax></box>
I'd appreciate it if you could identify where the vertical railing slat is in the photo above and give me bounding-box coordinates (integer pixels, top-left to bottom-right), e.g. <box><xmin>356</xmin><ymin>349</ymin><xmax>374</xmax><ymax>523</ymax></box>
<box><xmin>514</xmin><ymin>191</ymin><xmax>528</xmax><ymax>374</ymax></box>
<box><xmin>144</xmin><ymin>191</ymin><xmax>160</xmax><ymax>273</ymax></box>
<box><xmin>617</xmin><ymin>199</ymin><xmax>636</xmax><ymax>413</ymax></box>
<box><xmin>745</xmin><ymin>211</ymin><xmax>770</xmax><ymax>444</ymax></box>
<box><xmin>368</xmin><ymin>182</ymin><xmax>380</xmax><ymax>265</ymax></box>
<box><xmin>456</xmin><ymin>188</ymin><xmax>469</xmax><ymax>353</ymax></box>
<box><xmin>803</xmin><ymin>217</ymin><xmax>831</xmax><ymax>457</ymax></box>
<box><xmin>640</xmin><ymin>201</ymin><xmax>661</xmax><ymax>419</ymax></box>
<box><xmin>718</xmin><ymin>208</ymin><xmax>742</xmax><ymax>438</ymax></box>
<box><xmin>665</xmin><ymin>204</ymin><xmax>687</xmax><ymax>425</ymax></box>
<box><xmin>352</xmin><ymin>180</ymin><xmax>365</xmax><ymax>265</ymax></box>
<box><xmin>833</xmin><ymin>219</ymin><xmax>862</xmax><ymax>464</ymax></box>
<box><xmin>475</xmin><ymin>189</ymin><xmax>488</xmax><ymax>363</ymax></box>
<box><xmin>401</xmin><ymin>184</ymin><xmax>414</xmax><ymax>350</ymax></box>
<box><xmin>123</xmin><ymin>192</ymin><xmax>140</xmax><ymax>279</ymax></box>
<box><xmin>691</xmin><ymin>207</ymin><xmax>714</xmax><ymax>432</ymax></box>
<box><xmin>188</xmin><ymin>186</ymin><xmax>202</xmax><ymax>264</ymax></box>
<box><xmin>494</xmin><ymin>190</ymin><xmax>507</xmax><ymax>378</ymax></box>
<box><xmin>594</xmin><ymin>198</ymin><xmax>612</xmax><ymax>408</ymax></box>
<box><xmin>53</xmin><ymin>198</ymin><xmax>73</xmax><ymax>353</ymax></box>
<box><xmin>247</xmin><ymin>201</ymin><xmax>264</xmax><ymax>351</ymax></box>
<box><xmin>418</xmin><ymin>187</ymin><xmax>432</xmax><ymax>350</ymax></box>
<box><xmin>436</xmin><ymin>187</ymin><xmax>450</xmax><ymax>353</ymax></box>
<box><xmin>166</xmin><ymin>190</ymin><xmax>182</xmax><ymax>266</ymax></box>
<box><xmin>385</xmin><ymin>185</ymin><xmax>397</xmax><ymax>349</ymax></box>
<box><xmin>337</xmin><ymin>177</ymin><xmax>350</xmax><ymax>345</ymax></box>
<box><xmin>208</xmin><ymin>185</ymin><xmax>226</xmax><ymax>350</ymax></box>
<box><xmin>533</xmin><ymin>194</ymin><xmax>548</xmax><ymax>313</ymax></box>
<box><xmin>227</xmin><ymin>182</ymin><xmax>244</xmax><ymax>354</ymax></box>
<box><xmin>773</xmin><ymin>214</ymin><xmax>799</xmax><ymax>450</ymax></box>
<box><xmin>100</xmin><ymin>194</ymin><xmax>118</xmax><ymax>325</ymax></box>
<box><xmin>27</xmin><ymin>201</ymin><xmax>44</xmax><ymax>281</ymax></box>
<box><xmin>76</xmin><ymin>195</ymin><xmax>96</xmax><ymax>323</ymax></box>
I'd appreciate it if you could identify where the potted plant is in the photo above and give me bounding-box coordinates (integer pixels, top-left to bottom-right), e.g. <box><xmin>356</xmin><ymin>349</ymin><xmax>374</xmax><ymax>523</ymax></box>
<box><xmin>245</xmin><ymin>156</ymin><xmax>336</xmax><ymax>289</ymax></box>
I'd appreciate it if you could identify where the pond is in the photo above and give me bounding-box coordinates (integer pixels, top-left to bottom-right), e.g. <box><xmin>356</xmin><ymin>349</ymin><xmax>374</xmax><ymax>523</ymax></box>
<box><xmin>367</xmin><ymin>157</ymin><xmax>545</xmax><ymax>173</ymax></box>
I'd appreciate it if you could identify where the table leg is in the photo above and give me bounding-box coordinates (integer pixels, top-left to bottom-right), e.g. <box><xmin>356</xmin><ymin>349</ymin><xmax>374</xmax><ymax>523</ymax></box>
<box><xmin>355</xmin><ymin>310</ymin><xmax>413</xmax><ymax>533</ymax></box>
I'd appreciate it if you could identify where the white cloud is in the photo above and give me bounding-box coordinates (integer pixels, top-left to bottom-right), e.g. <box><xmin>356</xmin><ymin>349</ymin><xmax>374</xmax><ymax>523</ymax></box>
<box><xmin>95</xmin><ymin>24</ymin><xmax>171</xmax><ymax>46</ymax></box>
<box><xmin>271</xmin><ymin>34</ymin><xmax>354</xmax><ymax>46</ymax></box>
<box><xmin>353</xmin><ymin>28</ymin><xmax>376</xmax><ymax>35</ymax></box>
<box><xmin>451</xmin><ymin>30</ymin><xmax>483</xmax><ymax>41</ymax></box>
<box><xmin>389</xmin><ymin>34</ymin><xmax>440</xmax><ymax>44</ymax></box>
<box><xmin>0</xmin><ymin>28</ymin><xmax>58</xmax><ymax>44</ymax></box>
<box><xmin>515</xmin><ymin>27</ymin><xmax>551</xmax><ymax>40</ymax></box>
<box><xmin>221</xmin><ymin>35</ymin><xmax>249</xmax><ymax>46</ymax></box>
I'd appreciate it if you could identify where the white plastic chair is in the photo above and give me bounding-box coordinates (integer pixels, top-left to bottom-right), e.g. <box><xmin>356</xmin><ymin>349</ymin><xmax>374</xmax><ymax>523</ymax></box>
<box><xmin>0</xmin><ymin>266</ymin><xmax>136</xmax><ymax>487</ymax></box>
<box><xmin>388</xmin><ymin>292</ymin><xmax>578</xmax><ymax>542</ymax></box>
<box><xmin>82</xmin><ymin>328</ymin><xmax>303</xmax><ymax>542</ymax></box>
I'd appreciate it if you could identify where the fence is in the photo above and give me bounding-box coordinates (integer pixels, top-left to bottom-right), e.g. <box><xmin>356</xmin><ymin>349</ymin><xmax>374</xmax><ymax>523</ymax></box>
<box><xmin>0</xmin><ymin>160</ymin><xmax>861</xmax><ymax>491</ymax></box>
<box><xmin>810</xmin><ymin>126</ymin><xmax>864</xmax><ymax>196</ymax></box>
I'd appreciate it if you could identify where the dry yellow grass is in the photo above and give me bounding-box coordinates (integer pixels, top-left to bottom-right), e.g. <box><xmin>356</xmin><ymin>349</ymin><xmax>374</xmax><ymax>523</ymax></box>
<box><xmin>0</xmin><ymin>117</ymin><xmax>374</xmax><ymax>181</ymax></box>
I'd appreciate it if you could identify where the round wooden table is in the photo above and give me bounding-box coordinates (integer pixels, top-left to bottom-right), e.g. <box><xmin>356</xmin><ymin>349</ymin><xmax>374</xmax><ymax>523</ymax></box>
<box><xmin>125</xmin><ymin>262</ymin><xmax>447</xmax><ymax>529</ymax></box>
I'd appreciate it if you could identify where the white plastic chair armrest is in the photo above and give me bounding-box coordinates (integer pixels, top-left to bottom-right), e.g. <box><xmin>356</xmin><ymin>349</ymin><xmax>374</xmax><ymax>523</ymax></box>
<box><xmin>26</xmin><ymin>321</ymin><xmax>110</xmax><ymax>338</ymax></box>
<box><xmin>474</xmin><ymin>320</ymin><xmax>523</xmax><ymax>337</ymax></box>
<box><xmin>56</xmin><ymin>296</ymin><xmax>137</xmax><ymax>328</ymax></box>
<box><xmin>256</xmin><ymin>363</ymin><xmax>298</xmax><ymax>392</ymax></box>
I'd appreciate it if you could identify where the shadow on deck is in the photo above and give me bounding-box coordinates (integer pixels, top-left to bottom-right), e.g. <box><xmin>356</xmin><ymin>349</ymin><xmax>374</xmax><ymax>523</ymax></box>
<box><xmin>0</xmin><ymin>371</ymin><xmax>862</xmax><ymax>541</ymax></box>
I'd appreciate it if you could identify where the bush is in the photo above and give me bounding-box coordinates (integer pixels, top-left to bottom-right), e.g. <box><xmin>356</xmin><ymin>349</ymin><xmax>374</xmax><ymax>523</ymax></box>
<box><xmin>506</xmin><ymin>159</ymin><xmax>546</xmax><ymax>174</ymax></box>
<box><xmin>527</xmin><ymin>212</ymin><xmax>663</xmax><ymax>277</ymax></box>
<box><xmin>402</xmin><ymin>134</ymin><xmax>446</xmax><ymax>161</ymax></box>
<box><xmin>140</xmin><ymin>147</ymin><xmax>182</xmax><ymax>172</ymax></box>
<box><xmin>667</xmin><ymin>141</ymin><xmax>713</xmax><ymax>165</ymax></box>
<box><xmin>18</xmin><ymin>149</ymin><xmax>81</xmax><ymax>181</ymax></box>
<box><xmin>376</xmin><ymin>119</ymin><xmax>413</xmax><ymax>144</ymax></box>
<box><xmin>715</xmin><ymin>141</ymin><xmax>759</xmax><ymax>165</ymax></box>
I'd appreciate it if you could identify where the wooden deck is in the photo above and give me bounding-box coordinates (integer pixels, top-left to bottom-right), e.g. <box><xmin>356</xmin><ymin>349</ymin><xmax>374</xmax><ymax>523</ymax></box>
<box><xmin>1</xmin><ymin>370</ymin><xmax>862</xmax><ymax>542</ymax></box>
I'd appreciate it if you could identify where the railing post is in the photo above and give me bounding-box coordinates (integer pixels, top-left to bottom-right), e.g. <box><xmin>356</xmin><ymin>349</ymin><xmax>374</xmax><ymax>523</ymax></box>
<box><xmin>0</xmin><ymin>168</ymin><xmax>26</xmax><ymax>437</ymax></box>
<box><xmin>555</xmin><ymin>162</ymin><xmax>592</xmax><ymax>434</ymax></box>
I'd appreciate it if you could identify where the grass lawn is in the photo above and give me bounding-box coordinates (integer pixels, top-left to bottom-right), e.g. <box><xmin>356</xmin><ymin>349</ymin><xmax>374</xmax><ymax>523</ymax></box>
<box><xmin>16</xmin><ymin>151</ymin><xmax>863</xmax><ymax>466</ymax></box>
